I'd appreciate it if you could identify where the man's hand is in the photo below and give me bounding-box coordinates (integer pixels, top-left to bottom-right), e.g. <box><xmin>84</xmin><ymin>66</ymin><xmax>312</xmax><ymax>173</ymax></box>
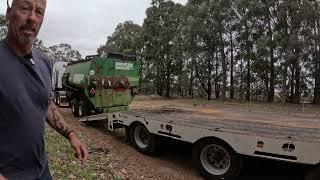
<box><xmin>46</xmin><ymin>100</ymin><xmax>88</xmax><ymax>162</ymax></box>
<box><xmin>68</xmin><ymin>132</ymin><xmax>89</xmax><ymax>162</ymax></box>
<box><xmin>0</xmin><ymin>174</ymin><xmax>7</xmax><ymax>180</ymax></box>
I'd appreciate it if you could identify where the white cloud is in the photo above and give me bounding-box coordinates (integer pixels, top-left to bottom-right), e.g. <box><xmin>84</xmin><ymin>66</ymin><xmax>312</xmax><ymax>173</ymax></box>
<box><xmin>1</xmin><ymin>0</ymin><xmax>188</xmax><ymax>57</ymax></box>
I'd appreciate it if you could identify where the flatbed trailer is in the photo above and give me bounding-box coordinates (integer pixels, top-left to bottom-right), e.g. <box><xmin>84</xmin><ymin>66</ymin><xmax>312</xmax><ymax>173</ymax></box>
<box><xmin>79</xmin><ymin>104</ymin><xmax>320</xmax><ymax>180</ymax></box>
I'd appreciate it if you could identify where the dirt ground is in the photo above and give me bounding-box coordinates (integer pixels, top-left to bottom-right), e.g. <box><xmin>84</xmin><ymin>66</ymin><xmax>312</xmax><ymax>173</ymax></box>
<box><xmin>59</xmin><ymin>97</ymin><xmax>319</xmax><ymax>180</ymax></box>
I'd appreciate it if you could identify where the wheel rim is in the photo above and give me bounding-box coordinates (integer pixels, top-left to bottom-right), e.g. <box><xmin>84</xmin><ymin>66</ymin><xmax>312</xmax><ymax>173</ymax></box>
<box><xmin>71</xmin><ymin>103</ymin><xmax>75</xmax><ymax>113</ymax></box>
<box><xmin>200</xmin><ymin>144</ymin><xmax>231</xmax><ymax>175</ymax></box>
<box><xmin>79</xmin><ymin>105</ymin><xmax>83</xmax><ymax>117</ymax></box>
<box><xmin>134</xmin><ymin>125</ymin><xmax>149</xmax><ymax>149</ymax></box>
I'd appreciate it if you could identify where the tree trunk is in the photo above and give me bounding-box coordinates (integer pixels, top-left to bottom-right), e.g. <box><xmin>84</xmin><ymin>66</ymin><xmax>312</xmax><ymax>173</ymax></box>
<box><xmin>157</xmin><ymin>84</ymin><xmax>163</xmax><ymax>96</ymax></box>
<box><xmin>265</xmin><ymin>77</ymin><xmax>269</xmax><ymax>101</ymax></box>
<box><xmin>219</xmin><ymin>31</ymin><xmax>227</xmax><ymax>101</ymax></box>
<box><xmin>294</xmin><ymin>59</ymin><xmax>301</xmax><ymax>104</ymax></box>
<box><xmin>246</xmin><ymin>60</ymin><xmax>251</xmax><ymax>101</ymax></box>
<box><xmin>268</xmin><ymin>18</ymin><xmax>275</xmax><ymax>102</ymax></box>
<box><xmin>207</xmin><ymin>54</ymin><xmax>213</xmax><ymax>101</ymax></box>
<box><xmin>313</xmin><ymin>1</ymin><xmax>320</xmax><ymax>105</ymax></box>
<box><xmin>165</xmin><ymin>59</ymin><xmax>173</xmax><ymax>98</ymax></box>
<box><xmin>290</xmin><ymin>65</ymin><xmax>295</xmax><ymax>102</ymax></box>
<box><xmin>230</xmin><ymin>30</ymin><xmax>235</xmax><ymax>99</ymax></box>
<box><xmin>215</xmin><ymin>50</ymin><xmax>220</xmax><ymax>99</ymax></box>
<box><xmin>189</xmin><ymin>58</ymin><xmax>195</xmax><ymax>98</ymax></box>
<box><xmin>282</xmin><ymin>63</ymin><xmax>288</xmax><ymax>104</ymax></box>
<box><xmin>207</xmin><ymin>81</ymin><xmax>212</xmax><ymax>101</ymax></box>
<box><xmin>314</xmin><ymin>62</ymin><xmax>320</xmax><ymax>104</ymax></box>
<box><xmin>240</xmin><ymin>58</ymin><xmax>244</xmax><ymax>101</ymax></box>
<box><xmin>245</xmin><ymin>22</ymin><xmax>251</xmax><ymax>101</ymax></box>
<box><xmin>165</xmin><ymin>79</ymin><xmax>170</xmax><ymax>98</ymax></box>
<box><xmin>293</xmin><ymin>29</ymin><xmax>301</xmax><ymax>104</ymax></box>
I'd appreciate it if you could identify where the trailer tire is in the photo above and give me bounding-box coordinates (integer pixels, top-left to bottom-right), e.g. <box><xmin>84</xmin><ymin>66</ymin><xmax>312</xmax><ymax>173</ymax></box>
<box><xmin>305</xmin><ymin>166</ymin><xmax>320</xmax><ymax>180</ymax></box>
<box><xmin>192</xmin><ymin>138</ymin><xmax>242</xmax><ymax>180</ymax></box>
<box><xmin>130</xmin><ymin>123</ymin><xmax>156</xmax><ymax>155</ymax></box>
<box><xmin>71</xmin><ymin>100</ymin><xmax>79</xmax><ymax>117</ymax></box>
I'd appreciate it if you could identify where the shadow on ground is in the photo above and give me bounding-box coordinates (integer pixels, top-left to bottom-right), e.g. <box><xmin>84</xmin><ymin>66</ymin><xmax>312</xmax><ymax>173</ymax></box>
<box><xmin>158</xmin><ymin>140</ymin><xmax>309</xmax><ymax>180</ymax></box>
<box><xmin>89</xmin><ymin>123</ymin><xmax>310</xmax><ymax>180</ymax></box>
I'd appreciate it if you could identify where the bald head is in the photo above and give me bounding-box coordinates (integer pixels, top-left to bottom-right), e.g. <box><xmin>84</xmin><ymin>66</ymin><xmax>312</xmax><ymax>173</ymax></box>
<box><xmin>9</xmin><ymin>0</ymin><xmax>47</xmax><ymax>9</ymax></box>
<box><xmin>6</xmin><ymin>0</ymin><xmax>47</xmax><ymax>55</ymax></box>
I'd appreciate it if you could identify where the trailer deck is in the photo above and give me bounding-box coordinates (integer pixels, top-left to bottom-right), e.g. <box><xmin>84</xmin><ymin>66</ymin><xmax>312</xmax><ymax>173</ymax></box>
<box><xmin>79</xmin><ymin>100</ymin><xmax>320</xmax><ymax>179</ymax></box>
<box><xmin>124</xmin><ymin>105</ymin><xmax>320</xmax><ymax>142</ymax></box>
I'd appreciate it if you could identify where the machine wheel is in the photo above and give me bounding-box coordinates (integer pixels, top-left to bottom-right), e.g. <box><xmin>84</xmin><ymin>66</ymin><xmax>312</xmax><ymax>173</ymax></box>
<box><xmin>192</xmin><ymin>138</ymin><xmax>242</xmax><ymax>180</ymax></box>
<box><xmin>130</xmin><ymin>123</ymin><xmax>156</xmax><ymax>154</ymax></box>
<box><xmin>78</xmin><ymin>101</ymin><xmax>88</xmax><ymax>118</ymax></box>
<box><xmin>71</xmin><ymin>100</ymin><xmax>79</xmax><ymax>117</ymax></box>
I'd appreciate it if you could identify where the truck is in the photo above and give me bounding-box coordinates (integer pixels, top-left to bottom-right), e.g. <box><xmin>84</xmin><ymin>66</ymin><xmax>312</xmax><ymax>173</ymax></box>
<box><xmin>60</xmin><ymin>53</ymin><xmax>139</xmax><ymax>117</ymax></box>
<box><xmin>56</xmin><ymin>53</ymin><xmax>320</xmax><ymax>180</ymax></box>
<box><xmin>52</xmin><ymin>61</ymin><xmax>69</xmax><ymax>107</ymax></box>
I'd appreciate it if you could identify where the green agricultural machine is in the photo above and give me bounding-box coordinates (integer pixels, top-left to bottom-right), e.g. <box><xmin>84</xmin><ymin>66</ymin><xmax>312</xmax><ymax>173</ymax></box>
<box><xmin>61</xmin><ymin>53</ymin><xmax>140</xmax><ymax>117</ymax></box>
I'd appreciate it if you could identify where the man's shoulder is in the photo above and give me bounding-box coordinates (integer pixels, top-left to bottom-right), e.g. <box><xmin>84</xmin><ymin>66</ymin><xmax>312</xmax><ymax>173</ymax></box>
<box><xmin>32</xmin><ymin>48</ymin><xmax>53</xmax><ymax>68</ymax></box>
<box><xmin>0</xmin><ymin>39</ymin><xmax>10</xmax><ymax>55</ymax></box>
<box><xmin>32</xmin><ymin>48</ymin><xmax>50</xmax><ymax>60</ymax></box>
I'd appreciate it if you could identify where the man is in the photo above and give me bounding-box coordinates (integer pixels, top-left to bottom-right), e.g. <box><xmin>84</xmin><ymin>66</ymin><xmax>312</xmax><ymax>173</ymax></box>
<box><xmin>0</xmin><ymin>0</ymin><xmax>89</xmax><ymax>179</ymax></box>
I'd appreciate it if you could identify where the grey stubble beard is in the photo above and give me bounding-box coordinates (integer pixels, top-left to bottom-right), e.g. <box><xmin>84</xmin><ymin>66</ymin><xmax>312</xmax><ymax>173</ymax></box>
<box><xmin>16</xmin><ymin>31</ymin><xmax>36</xmax><ymax>47</ymax></box>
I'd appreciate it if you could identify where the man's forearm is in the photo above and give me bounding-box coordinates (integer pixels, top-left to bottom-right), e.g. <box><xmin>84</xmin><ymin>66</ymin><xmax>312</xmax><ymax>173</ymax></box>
<box><xmin>0</xmin><ymin>174</ymin><xmax>7</xmax><ymax>180</ymax></box>
<box><xmin>46</xmin><ymin>99</ymin><xmax>73</xmax><ymax>138</ymax></box>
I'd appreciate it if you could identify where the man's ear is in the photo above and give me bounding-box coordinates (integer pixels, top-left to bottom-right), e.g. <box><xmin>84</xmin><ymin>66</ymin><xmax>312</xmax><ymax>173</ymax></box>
<box><xmin>6</xmin><ymin>7</ymin><xmax>11</xmax><ymax>21</ymax></box>
<box><xmin>6</xmin><ymin>0</ymin><xmax>11</xmax><ymax>20</ymax></box>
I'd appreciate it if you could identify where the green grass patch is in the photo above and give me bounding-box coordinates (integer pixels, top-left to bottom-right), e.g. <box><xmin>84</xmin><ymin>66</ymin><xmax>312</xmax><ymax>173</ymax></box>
<box><xmin>45</xmin><ymin>127</ymin><xmax>118</xmax><ymax>180</ymax></box>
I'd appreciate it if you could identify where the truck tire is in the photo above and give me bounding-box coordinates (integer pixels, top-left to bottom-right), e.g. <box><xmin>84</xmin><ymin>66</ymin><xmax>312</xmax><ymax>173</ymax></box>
<box><xmin>78</xmin><ymin>101</ymin><xmax>88</xmax><ymax>118</ymax></box>
<box><xmin>54</xmin><ymin>94</ymin><xmax>58</xmax><ymax>105</ymax></box>
<box><xmin>192</xmin><ymin>138</ymin><xmax>242</xmax><ymax>180</ymax></box>
<box><xmin>57</xmin><ymin>96</ymin><xmax>61</xmax><ymax>107</ymax></box>
<box><xmin>130</xmin><ymin>123</ymin><xmax>156</xmax><ymax>155</ymax></box>
<box><xmin>71</xmin><ymin>100</ymin><xmax>79</xmax><ymax>117</ymax></box>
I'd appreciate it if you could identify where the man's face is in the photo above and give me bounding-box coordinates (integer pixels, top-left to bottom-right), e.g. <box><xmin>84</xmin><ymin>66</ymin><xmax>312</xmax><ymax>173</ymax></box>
<box><xmin>6</xmin><ymin>0</ymin><xmax>46</xmax><ymax>46</ymax></box>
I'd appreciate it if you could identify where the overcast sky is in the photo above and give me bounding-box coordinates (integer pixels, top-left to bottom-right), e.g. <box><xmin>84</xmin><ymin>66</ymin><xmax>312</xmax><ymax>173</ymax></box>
<box><xmin>1</xmin><ymin>0</ymin><xmax>187</xmax><ymax>57</ymax></box>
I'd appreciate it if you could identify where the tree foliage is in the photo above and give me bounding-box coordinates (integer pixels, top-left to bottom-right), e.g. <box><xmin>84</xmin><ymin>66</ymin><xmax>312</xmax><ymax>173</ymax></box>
<box><xmin>97</xmin><ymin>21</ymin><xmax>142</xmax><ymax>55</ymax></box>
<box><xmin>0</xmin><ymin>14</ymin><xmax>8</xmax><ymax>40</ymax></box>
<box><xmin>99</xmin><ymin>0</ymin><xmax>320</xmax><ymax>104</ymax></box>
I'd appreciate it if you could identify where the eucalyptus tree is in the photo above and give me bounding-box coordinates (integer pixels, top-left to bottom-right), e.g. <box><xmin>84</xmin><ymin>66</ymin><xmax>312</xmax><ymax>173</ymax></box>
<box><xmin>0</xmin><ymin>15</ymin><xmax>7</xmax><ymax>40</ymax></box>
<box><xmin>97</xmin><ymin>21</ymin><xmax>142</xmax><ymax>55</ymax></box>
<box><xmin>142</xmin><ymin>0</ymin><xmax>185</xmax><ymax>97</ymax></box>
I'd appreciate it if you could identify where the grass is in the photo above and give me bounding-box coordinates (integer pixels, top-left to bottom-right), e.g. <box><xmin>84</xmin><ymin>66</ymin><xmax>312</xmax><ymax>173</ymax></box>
<box><xmin>45</xmin><ymin>126</ymin><xmax>119</xmax><ymax>180</ymax></box>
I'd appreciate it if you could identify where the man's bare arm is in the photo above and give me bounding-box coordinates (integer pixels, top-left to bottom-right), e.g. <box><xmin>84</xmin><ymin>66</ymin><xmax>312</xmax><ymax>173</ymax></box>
<box><xmin>46</xmin><ymin>99</ymin><xmax>73</xmax><ymax>138</ymax></box>
<box><xmin>0</xmin><ymin>174</ymin><xmax>7</xmax><ymax>180</ymax></box>
<box><xmin>46</xmin><ymin>98</ymin><xmax>89</xmax><ymax>162</ymax></box>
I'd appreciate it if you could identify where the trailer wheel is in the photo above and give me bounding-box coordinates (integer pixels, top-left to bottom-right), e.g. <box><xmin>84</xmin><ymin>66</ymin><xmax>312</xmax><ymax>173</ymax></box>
<box><xmin>305</xmin><ymin>166</ymin><xmax>320</xmax><ymax>180</ymax></box>
<box><xmin>71</xmin><ymin>100</ymin><xmax>79</xmax><ymax>117</ymax></box>
<box><xmin>130</xmin><ymin>123</ymin><xmax>156</xmax><ymax>154</ymax></box>
<box><xmin>193</xmin><ymin>139</ymin><xmax>242</xmax><ymax>180</ymax></box>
